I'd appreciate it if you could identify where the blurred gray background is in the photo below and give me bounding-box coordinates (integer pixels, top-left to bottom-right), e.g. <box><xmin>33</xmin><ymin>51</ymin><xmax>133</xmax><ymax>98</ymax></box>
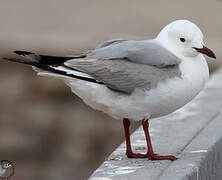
<box><xmin>0</xmin><ymin>0</ymin><xmax>221</xmax><ymax>179</ymax></box>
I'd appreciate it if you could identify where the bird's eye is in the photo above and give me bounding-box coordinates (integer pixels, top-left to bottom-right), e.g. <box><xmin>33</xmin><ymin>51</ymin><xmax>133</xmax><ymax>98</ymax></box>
<box><xmin>3</xmin><ymin>163</ymin><xmax>11</xmax><ymax>168</ymax></box>
<box><xmin>180</xmin><ymin>38</ymin><xmax>186</xmax><ymax>43</ymax></box>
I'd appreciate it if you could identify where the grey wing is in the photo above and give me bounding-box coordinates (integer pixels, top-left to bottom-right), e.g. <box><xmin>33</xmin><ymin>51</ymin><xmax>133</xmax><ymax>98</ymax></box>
<box><xmin>65</xmin><ymin>58</ymin><xmax>180</xmax><ymax>94</ymax></box>
<box><xmin>95</xmin><ymin>38</ymin><xmax>127</xmax><ymax>49</ymax></box>
<box><xmin>88</xmin><ymin>39</ymin><xmax>181</xmax><ymax>67</ymax></box>
<box><xmin>64</xmin><ymin>39</ymin><xmax>181</xmax><ymax>94</ymax></box>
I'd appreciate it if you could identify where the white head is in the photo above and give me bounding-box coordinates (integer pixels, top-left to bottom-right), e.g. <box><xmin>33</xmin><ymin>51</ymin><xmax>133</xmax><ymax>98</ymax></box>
<box><xmin>156</xmin><ymin>19</ymin><xmax>216</xmax><ymax>59</ymax></box>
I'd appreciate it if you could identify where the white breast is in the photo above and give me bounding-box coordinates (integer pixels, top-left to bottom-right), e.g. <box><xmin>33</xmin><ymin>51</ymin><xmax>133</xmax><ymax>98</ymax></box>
<box><xmin>0</xmin><ymin>166</ymin><xmax>6</xmax><ymax>176</ymax></box>
<box><xmin>65</xmin><ymin>55</ymin><xmax>209</xmax><ymax>121</ymax></box>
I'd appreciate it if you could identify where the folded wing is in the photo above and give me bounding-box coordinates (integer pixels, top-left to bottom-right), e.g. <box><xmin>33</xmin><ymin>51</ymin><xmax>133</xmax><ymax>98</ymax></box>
<box><xmin>88</xmin><ymin>39</ymin><xmax>181</xmax><ymax>67</ymax></box>
<box><xmin>65</xmin><ymin>58</ymin><xmax>181</xmax><ymax>94</ymax></box>
<box><xmin>4</xmin><ymin>39</ymin><xmax>182</xmax><ymax>94</ymax></box>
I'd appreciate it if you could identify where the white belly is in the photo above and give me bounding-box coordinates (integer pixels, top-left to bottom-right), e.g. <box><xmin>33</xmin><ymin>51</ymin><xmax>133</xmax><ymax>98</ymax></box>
<box><xmin>65</xmin><ymin>56</ymin><xmax>209</xmax><ymax>121</ymax></box>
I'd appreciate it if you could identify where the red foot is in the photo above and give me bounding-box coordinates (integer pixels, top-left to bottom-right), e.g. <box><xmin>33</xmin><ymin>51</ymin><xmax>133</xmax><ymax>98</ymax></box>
<box><xmin>147</xmin><ymin>153</ymin><xmax>177</xmax><ymax>161</ymax></box>
<box><xmin>126</xmin><ymin>152</ymin><xmax>177</xmax><ymax>161</ymax></box>
<box><xmin>123</xmin><ymin>119</ymin><xmax>177</xmax><ymax>161</ymax></box>
<box><xmin>126</xmin><ymin>152</ymin><xmax>147</xmax><ymax>158</ymax></box>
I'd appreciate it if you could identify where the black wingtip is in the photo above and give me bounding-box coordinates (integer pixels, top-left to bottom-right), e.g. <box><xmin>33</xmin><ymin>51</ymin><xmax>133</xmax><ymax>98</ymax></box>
<box><xmin>14</xmin><ymin>51</ymin><xmax>35</xmax><ymax>56</ymax></box>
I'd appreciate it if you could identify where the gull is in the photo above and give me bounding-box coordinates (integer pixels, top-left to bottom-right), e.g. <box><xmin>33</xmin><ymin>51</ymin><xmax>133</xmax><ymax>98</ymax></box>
<box><xmin>3</xmin><ymin>19</ymin><xmax>216</xmax><ymax>161</ymax></box>
<box><xmin>0</xmin><ymin>161</ymin><xmax>13</xmax><ymax>177</ymax></box>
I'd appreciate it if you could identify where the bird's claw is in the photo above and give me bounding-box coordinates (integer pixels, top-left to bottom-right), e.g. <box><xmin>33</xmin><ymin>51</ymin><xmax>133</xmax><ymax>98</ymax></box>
<box><xmin>126</xmin><ymin>152</ymin><xmax>177</xmax><ymax>161</ymax></box>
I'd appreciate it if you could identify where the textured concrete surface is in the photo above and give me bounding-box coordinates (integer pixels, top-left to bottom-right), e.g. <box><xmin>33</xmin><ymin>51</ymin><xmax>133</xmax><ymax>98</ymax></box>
<box><xmin>89</xmin><ymin>68</ymin><xmax>222</xmax><ymax>180</ymax></box>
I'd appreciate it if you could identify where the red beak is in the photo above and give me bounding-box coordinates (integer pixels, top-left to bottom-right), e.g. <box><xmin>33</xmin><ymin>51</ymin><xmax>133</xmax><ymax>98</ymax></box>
<box><xmin>193</xmin><ymin>45</ymin><xmax>216</xmax><ymax>59</ymax></box>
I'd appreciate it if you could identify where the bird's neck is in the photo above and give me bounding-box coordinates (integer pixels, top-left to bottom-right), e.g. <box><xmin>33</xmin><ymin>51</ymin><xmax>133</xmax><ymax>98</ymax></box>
<box><xmin>180</xmin><ymin>55</ymin><xmax>209</xmax><ymax>85</ymax></box>
<box><xmin>0</xmin><ymin>166</ymin><xmax>6</xmax><ymax>175</ymax></box>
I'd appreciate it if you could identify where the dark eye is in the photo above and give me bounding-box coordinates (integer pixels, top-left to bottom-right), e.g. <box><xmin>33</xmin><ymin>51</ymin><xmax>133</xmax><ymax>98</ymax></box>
<box><xmin>180</xmin><ymin>38</ymin><xmax>186</xmax><ymax>43</ymax></box>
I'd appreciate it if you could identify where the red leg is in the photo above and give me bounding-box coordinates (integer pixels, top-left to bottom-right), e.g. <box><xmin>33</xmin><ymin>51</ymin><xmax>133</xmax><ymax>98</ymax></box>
<box><xmin>123</xmin><ymin>118</ymin><xmax>147</xmax><ymax>158</ymax></box>
<box><xmin>142</xmin><ymin>120</ymin><xmax>177</xmax><ymax>161</ymax></box>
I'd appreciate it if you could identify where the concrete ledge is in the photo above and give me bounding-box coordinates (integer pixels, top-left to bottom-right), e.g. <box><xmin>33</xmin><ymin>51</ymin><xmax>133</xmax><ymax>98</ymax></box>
<box><xmin>89</xmin><ymin>69</ymin><xmax>222</xmax><ymax>180</ymax></box>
